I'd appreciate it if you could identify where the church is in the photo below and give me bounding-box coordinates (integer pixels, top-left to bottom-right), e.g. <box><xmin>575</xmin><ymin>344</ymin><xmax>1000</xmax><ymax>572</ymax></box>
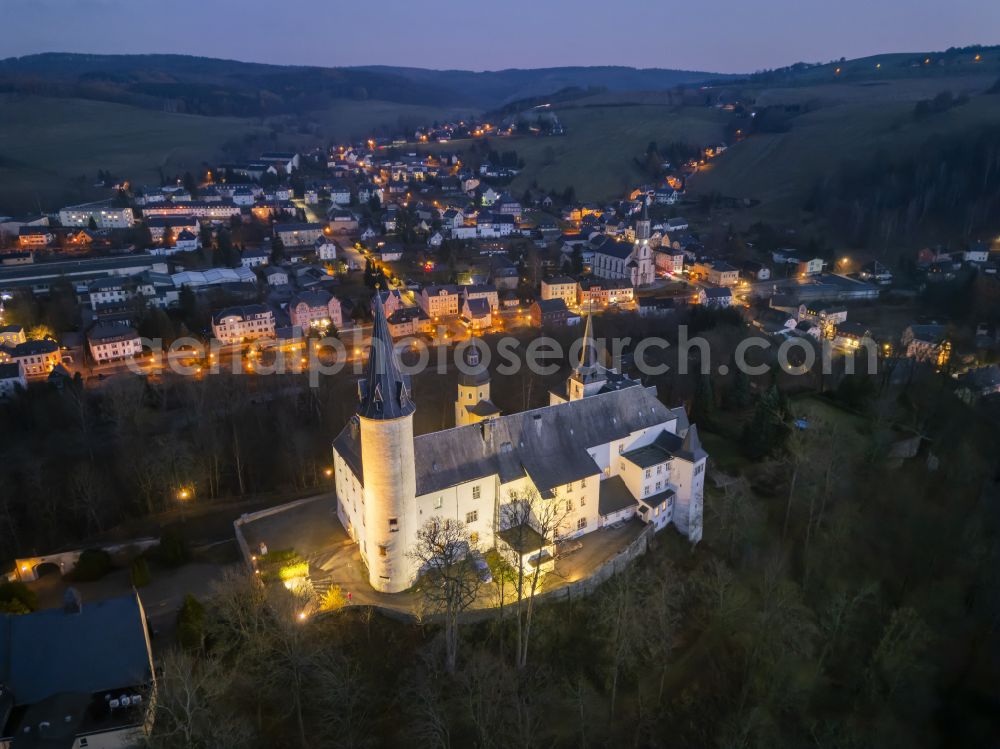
<box><xmin>331</xmin><ymin>298</ymin><xmax>706</xmax><ymax>593</ymax></box>
<box><xmin>590</xmin><ymin>200</ymin><xmax>656</xmax><ymax>287</ymax></box>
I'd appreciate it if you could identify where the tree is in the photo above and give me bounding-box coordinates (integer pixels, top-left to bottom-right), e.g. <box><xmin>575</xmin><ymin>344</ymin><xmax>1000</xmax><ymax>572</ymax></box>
<box><xmin>408</xmin><ymin>516</ymin><xmax>483</xmax><ymax>673</ymax></box>
<box><xmin>500</xmin><ymin>486</ymin><xmax>572</xmax><ymax>669</ymax></box>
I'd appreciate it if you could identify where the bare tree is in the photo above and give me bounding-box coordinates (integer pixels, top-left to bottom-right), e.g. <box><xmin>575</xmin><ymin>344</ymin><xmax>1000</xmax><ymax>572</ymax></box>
<box><xmin>499</xmin><ymin>487</ymin><xmax>572</xmax><ymax>669</ymax></box>
<box><xmin>146</xmin><ymin>650</ymin><xmax>253</xmax><ymax>749</ymax></box>
<box><xmin>408</xmin><ymin>516</ymin><xmax>483</xmax><ymax>673</ymax></box>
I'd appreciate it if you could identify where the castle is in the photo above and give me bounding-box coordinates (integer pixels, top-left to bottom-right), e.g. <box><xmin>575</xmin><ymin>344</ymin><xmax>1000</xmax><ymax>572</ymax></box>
<box><xmin>332</xmin><ymin>298</ymin><xmax>706</xmax><ymax>593</ymax></box>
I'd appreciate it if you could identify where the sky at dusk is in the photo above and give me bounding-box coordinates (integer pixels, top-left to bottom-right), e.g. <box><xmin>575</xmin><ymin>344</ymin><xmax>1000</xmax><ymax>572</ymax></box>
<box><xmin>1</xmin><ymin>0</ymin><xmax>996</xmax><ymax>73</ymax></box>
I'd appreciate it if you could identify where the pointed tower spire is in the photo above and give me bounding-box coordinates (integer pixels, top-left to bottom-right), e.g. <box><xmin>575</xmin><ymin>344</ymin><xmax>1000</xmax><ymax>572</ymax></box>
<box><xmin>357</xmin><ymin>292</ymin><xmax>415</xmax><ymax>420</ymax></box>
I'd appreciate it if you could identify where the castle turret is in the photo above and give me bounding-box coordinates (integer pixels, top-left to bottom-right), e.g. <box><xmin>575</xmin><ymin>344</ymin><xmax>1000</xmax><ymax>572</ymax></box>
<box><xmin>566</xmin><ymin>312</ymin><xmax>607</xmax><ymax>401</ymax></box>
<box><xmin>358</xmin><ymin>294</ymin><xmax>417</xmax><ymax>593</ymax></box>
<box><xmin>455</xmin><ymin>340</ymin><xmax>499</xmax><ymax>426</ymax></box>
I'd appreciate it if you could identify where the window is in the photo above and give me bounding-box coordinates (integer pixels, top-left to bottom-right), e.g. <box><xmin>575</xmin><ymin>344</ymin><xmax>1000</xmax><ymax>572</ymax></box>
<box><xmin>565</xmin><ymin>500</ymin><xmax>573</xmax><ymax>513</ymax></box>
<box><xmin>388</xmin><ymin>517</ymin><xmax>399</xmax><ymax>532</ymax></box>
<box><xmin>566</xmin><ymin>482</ymin><xmax>573</xmax><ymax>493</ymax></box>
<box><xmin>581</xmin><ymin>477</ymin><xmax>587</xmax><ymax>488</ymax></box>
<box><xmin>645</xmin><ymin>468</ymin><xmax>651</xmax><ymax>478</ymax></box>
<box><xmin>378</xmin><ymin>545</ymin><xmax>387</xmax><ymax>557</ymax></box>
<box><xmin>618</xmin><ymin>444</ymin><xmax>624</xmax><ymax>454</ymax></box>
<box><xmin>643</xmin><ymin>486</ymin><xmax>650</xmax><ymax>496</ymax></box>
<box><xmin>472</xmin><ymin>485</ymin><xmax>481</xmax><ymax>500</ymax></box>
<box><xmin>655</xmin><ymin>481</ymin><xmax>662</xmax><ymax>491</ymax></box>
<box><xmin>580</xmin><ymin>495</ymin><xmax>586</xmax><ymax>506</ymax></box>
<box><xmin>577</xmin><ymin>518</ymin><xmax>587</xmax><ymax>530</ymax></box>
<box><xmin>466</xmin><ymin>510</ymin><xmax>478</xmax><ymax>524</ymax></box>
<box><xmin>656</xmin><ymin>464</ymin><xmax>663</xmax><ymax>474</ymax></box>
<box><xmin>434</xmin><ymin>496</ymin><xmax>443</xmax><ymax>509</ymax></box>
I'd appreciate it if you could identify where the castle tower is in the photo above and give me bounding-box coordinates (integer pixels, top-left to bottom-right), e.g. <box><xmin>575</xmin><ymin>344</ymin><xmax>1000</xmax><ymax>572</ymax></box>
<box><xmin>455</xmin><ymin>340</ymin><xmax>499</xmax><ymax>426</ymax></box>
<box><xmin>357</xmin><ymin>294</ymin><xmax>417</xmax><ymax>593</ymax></box>
<box><xmin>566</xmin><ymin>311</ymin><xmax>607</xmax><ymax>401</ymax></box>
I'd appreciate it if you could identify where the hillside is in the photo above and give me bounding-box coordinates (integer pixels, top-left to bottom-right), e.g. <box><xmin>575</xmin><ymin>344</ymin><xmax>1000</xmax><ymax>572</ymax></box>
<box><xmin>0</xmin><ymin>54</ymin><xmax>726</xmax><ymax>114</ymax></box>
<box><xmin>688</xmin><ymin>71</ymin><xmax>1000</xmax><ymax>241</ymax></box>
<box><xmin>0</xmin><ymin>96</ymin><xmax>267</xmax><ymax>211</ymax></box>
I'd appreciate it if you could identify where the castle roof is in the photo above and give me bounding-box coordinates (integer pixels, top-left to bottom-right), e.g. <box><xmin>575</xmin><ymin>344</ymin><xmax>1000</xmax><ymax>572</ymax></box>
<box><xmin>357</xmin><ymin>293</ymin><xmax>414</xmax><ymax>420</ymax></box>
<box><xmin>334</xmin><ymin>385</ymin><xmax>687</xmax><ymax>497</ymax></box>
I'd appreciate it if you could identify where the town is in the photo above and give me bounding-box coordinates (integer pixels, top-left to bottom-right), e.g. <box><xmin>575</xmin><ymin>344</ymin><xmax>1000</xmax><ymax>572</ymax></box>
<box><xmin>1</xmin><ymin>37</ymin><xmax>999</xmax><ymax>749</ymax></box>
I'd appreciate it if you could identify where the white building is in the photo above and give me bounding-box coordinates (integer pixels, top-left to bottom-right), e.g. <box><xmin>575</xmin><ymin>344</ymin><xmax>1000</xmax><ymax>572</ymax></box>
<box><xmin>541</xmin><ymin>276</ymin><xmax>578</xmax><ymax>307</ymax></box>
<box><xmin>0</xmin><ymin>361</ymin><xmax>26</xmax><ymax>398</ymax></box>
<box><xmin>211</xmin><ymin>304</ymin><xmax>275</xmax><ymax>344</ymax></box>
<box><xmin>88</xmin><ymin>326</ymin><xmax>142</xmax><ymax>363</ymax></box>
<box><xmin>332</xmin><ymin>303</ymin><xmax>706</xmax><ymax>593</ymax></box>
<box><xmin>59</xmin><ymin>201</ymin><xmax>135</xmax><ymax>229</ymax></box>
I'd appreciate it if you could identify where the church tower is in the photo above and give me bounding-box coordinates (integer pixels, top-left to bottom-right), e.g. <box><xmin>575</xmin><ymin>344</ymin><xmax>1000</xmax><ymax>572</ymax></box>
<box><xmin>635</xmin><ymin>198</ymin><xmax>651</xmax><ymax>242</ymax></box>
<box><xmin>632</xmin><ymin>198</ymin><xmax>654</xmax><ymax>286</ymax></box>
<box><xmin>357</xmin><ymin>294</ymin><xmax>417</xmax><ymax>593</ymax></box>
<box><xmin>566</xmin><ymin>312</ymin><xmax>607</xmax><ymax>401</ymax></box>
<box><xmin>455</xmin><ymin>340</ymin><xmax>499</xmax><ymax>426</ymax></box>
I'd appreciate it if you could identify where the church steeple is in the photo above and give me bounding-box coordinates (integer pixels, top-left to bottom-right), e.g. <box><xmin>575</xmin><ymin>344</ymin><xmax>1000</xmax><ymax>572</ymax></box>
<box><xmin>635</xmin><ymin>197</ymin><xmax>651</xmax><ymax>242</ymax></box>
<box><xmin>357</xmin><ymin>292</ymin><xmax>415</xmax><ymax>420</ymax></box>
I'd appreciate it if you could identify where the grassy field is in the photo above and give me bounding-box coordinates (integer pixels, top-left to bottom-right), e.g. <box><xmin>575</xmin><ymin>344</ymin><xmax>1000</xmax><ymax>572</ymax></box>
<box><xmin>0</xmin><ymin>95</ymin><xmax>267</xmax><ymax>213</ymax></box>
<box><xmin>0</xmin><ymin>95</ymin><xmax>471</xmax><ymax>213</ymax></box>
<box><xmin>688</xmin><ymin>75</ymin><xmax>1000</xmax><ymax>226</ymax></box>
<box><xmin>506</xmin><ymin>102</ymin><xmax>729</xmax><ymax>201</ymax></box>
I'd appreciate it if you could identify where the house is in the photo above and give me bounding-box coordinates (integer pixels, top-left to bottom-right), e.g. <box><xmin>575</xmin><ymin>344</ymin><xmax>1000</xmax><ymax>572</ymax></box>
<box><xmin>211</xmin><ymin>304</ymin><xmax>276</xmax><ymax>344</ymax></box>
<box><xmin>964</xmin><ymin>242</ymin><xmax>990</xmax><ymax>264</ymax></box>
<box><xmin>577</xmin><ymin>277</ymin><xmax>634</xmax><ymax>307</ymax></box>
<box><xmin>540</xmin><ymin>276</ymin><xmax>578</xmax><ymax>307</ymax></box>
<box><xmin>386</xmin><ymin>306</ymin><xmax>432</xmax><ymax>337</ymax></box>
<box><xmin>147</xmin><ymin>215</ymin><xmax>200</xmax><ymax>245</ymax></box>
<box><xmin>0</xmin><ymin>361</ymin><xmax>26</xmax><ymax>397</ymax></box>
<box><xmin>0</xmin><ymin>325</ymin><xmax>27</xmax><ymax>348</ymax></box>
<box><xmin>955</xmin><ymin>364</ymin><xmax>1000</xmax><ymax>401</ymax></box>
<box><xmin>174</xmin><ymin>229</ymin><xmax>200</xmax><ymax>252</ymax></box>
<box><xmin>17</xmin><ymin>227</ymin><xmax>54</xmax><ymax>249</ymax></box>
<box><xmin>531</xmin><ymin>297</ymin><xmax>572</xmax><ymax>327</ymax></box>
<box><xmin>288</xmin><ymin>290</ymin><xmax>344</xmax><ymax>332</ymax></box>
<box><xmin>698</xmin><ymin>287</ymin><xmax>733</xmax><ymax>308</ymax></box>
<box><xmin>88</xmin><ymin>326</ymin><xmax>142</xmax><ymax>363</ymax></box>
<box><xmin>637</xmin><ymin>296</ymin><xmax>684</xmax><ymax>318</ymax></box>
<box><xmin>315</xmin><ymin>240</ymin><xmax>339</xmax><ymax>262</ymax></box>
<box><xmin>740</xmin><ymin>260</ymin><xmax>771</xmax><ymax>282</ymax></box>
<box><xmin>902</xmin><ymin>324</ymin><xmax>950</xmax><ymax>366</ymax></box>
<box><xmin>263</xmin><ymin>266</ymin><xmax>290</xmax><ymax>287</ymax></box>
<box><xmin>481</xmin><ymin>187</ymin><xmax>500</xmax><ymax>206</ymax></box>
<box><xmin>692</xmin><ymin>260</ymin><xmax>739</xmax><ymax>287</ymax></box>
<box><xmin>753</xmin><ymin>309</ymin><xmax>797</xmax><ymax>335</ymax></box>
<box><xmin>461</xmin><ymin>296</ymin><xmax>493</xmax><ymax>331</ymax></box>
<box><xmin>275</xmin><ymin>223</ymin><xmax>325</xmax><ymax>247</ymax></box>
<box><xmin>241</xmin><ymin>248</ymin><xmax>271</xmax><ymax>268</ymax></box>
<box><xmin>419</xmin><ymin>285</ymin><xmax>460</xmax><ymax>318</ymax></box>
<box><xmin>654</xmin><ymin>248</ymin><xmax>685</xmax><ymax>275</ymax></box>
<box><xmin>833</xmin><ymin>322</ymin><xmax>873</xmax><ymax>351</ymax></box>
<box><xmin>331</xmin><ymin>302</ymin><xmax>706</xmax><ymax>593</ymax></box>
<box><xmin>6</xmin><ymin>339</ymin><xmax>61</xmax><ymax>377</ymax></box>
<box><xmin>795</xmin><ymin>258</ymin><xmax>825</xmax><ymax>276</ymax></box>
<box><xmin>0</xmin><ymin>592</ymin><xmax>155</xmax><ymax>749</ymax></box>
<box><xmin>665</xmin><ymin>217</ymin><xmax>689</xmax><ymax>231</ymax></box>
<box><xmin>328</xmin><ymin>209</ymin><xmax>359</xmax><ymax>234</ymax></box>
<box><xmin>88</xmin><ymin>277</ymin><xmax>132</xmax><ymax>308</ymax></box>
<box><xmin>461</xmin><ymin>284</ymin><xmax>500</xmax><ymax>312</ymax></box>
